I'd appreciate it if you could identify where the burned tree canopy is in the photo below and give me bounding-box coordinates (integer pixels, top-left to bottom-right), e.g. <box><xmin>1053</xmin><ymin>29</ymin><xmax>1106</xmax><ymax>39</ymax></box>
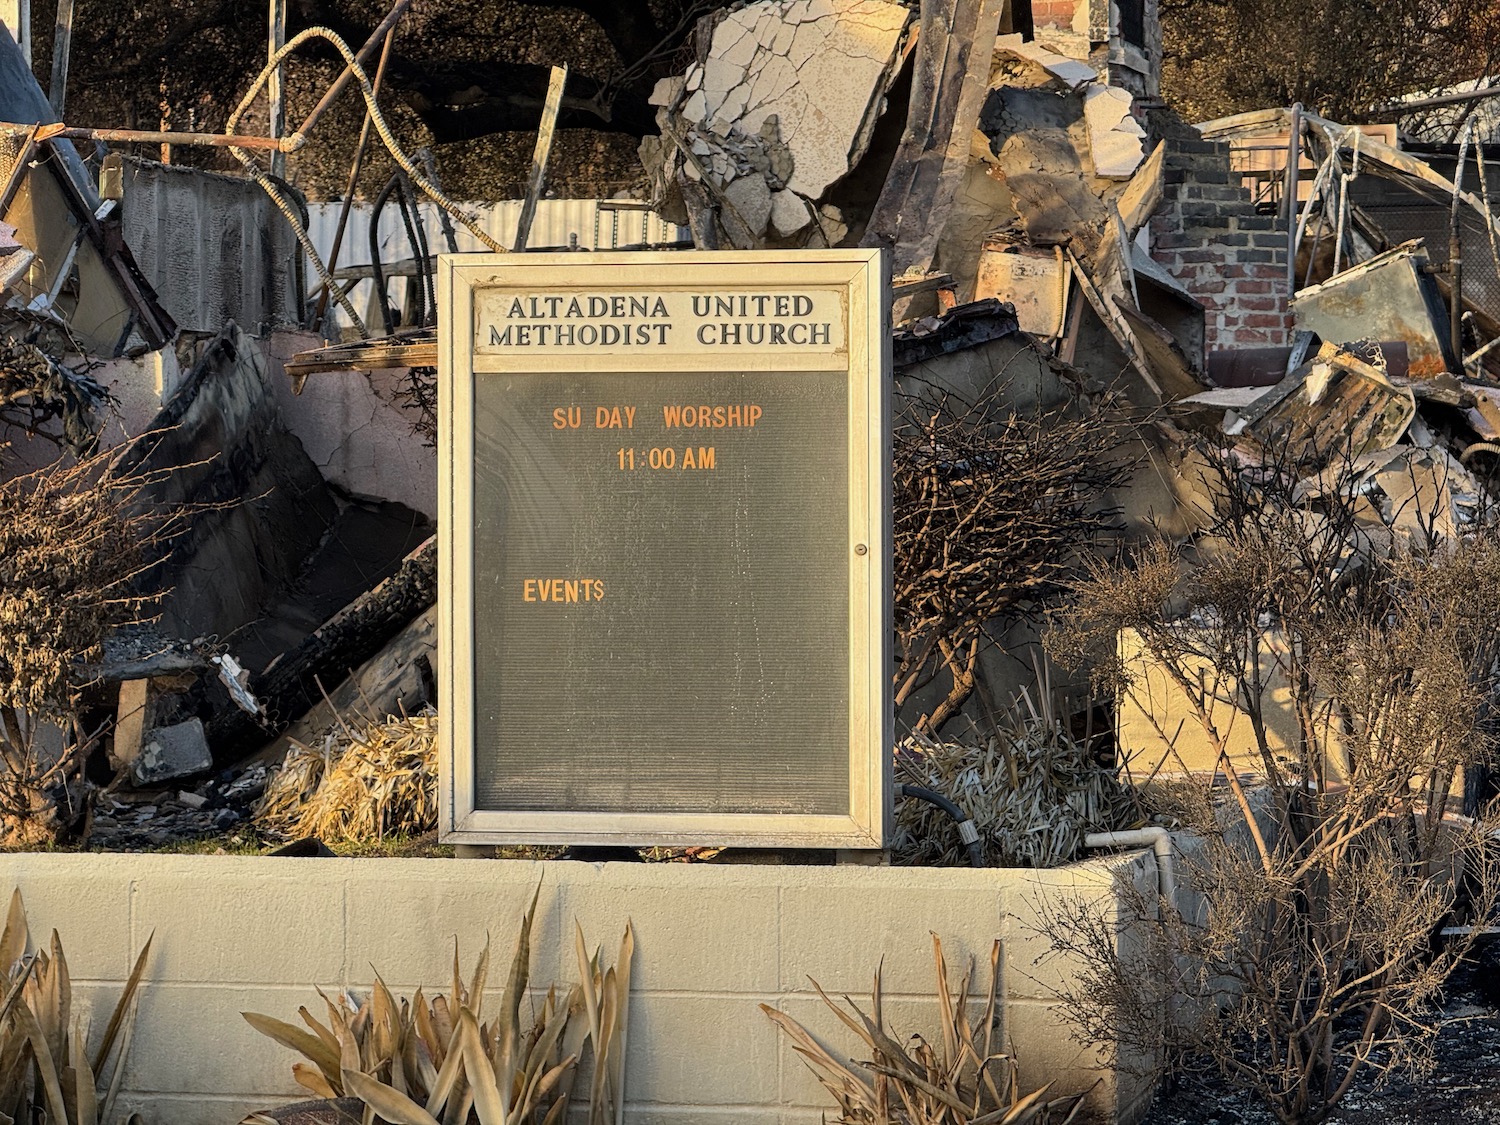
<box><xmin>1161</xmin><ymin>0</ymin><xmax>1500</xmax><ymax>124</ymax></box>
<box><xmin>29</xmin><ymin>0</ymin><xmax>727</xmax><ymax>195</ymax></box>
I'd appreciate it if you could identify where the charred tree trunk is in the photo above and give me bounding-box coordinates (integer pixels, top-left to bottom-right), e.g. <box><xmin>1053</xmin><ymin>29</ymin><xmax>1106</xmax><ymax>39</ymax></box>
<box><xmin>205</xmin><ymin>536</ymin><xmax>437</xmax><ymax>761</ymax></box>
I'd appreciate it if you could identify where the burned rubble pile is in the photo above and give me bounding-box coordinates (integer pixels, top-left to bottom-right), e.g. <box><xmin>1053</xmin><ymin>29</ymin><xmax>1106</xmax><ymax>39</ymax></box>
<box><xmin>0</xmin><ymin>6</ymin><xmax>444</xmax><ymax>850</ymax></box>
<box><xmin>640</xmin><ymin>0</ymin><xmax>1500</xmax><ymax>776</ymax></box>
<box><xmin>7</xmin><ymin>0</ymin><xmax>1500</xmax><ymax>853</ymax></box>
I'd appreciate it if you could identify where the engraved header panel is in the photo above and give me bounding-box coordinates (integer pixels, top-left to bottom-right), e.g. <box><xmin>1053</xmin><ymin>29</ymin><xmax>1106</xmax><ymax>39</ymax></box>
<box><xmin>474</xmin><ymin>286</ymin><xmax>848</xmax><ymax>357</ymax></box>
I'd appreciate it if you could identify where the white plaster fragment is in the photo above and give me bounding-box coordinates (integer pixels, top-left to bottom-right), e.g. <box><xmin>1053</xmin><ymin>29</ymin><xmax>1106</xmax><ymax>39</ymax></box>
<box><xmin>770</xmin><ymin>189</ymin><xmax>812</xmax><ymax>236</ymax></box>
<box><xmin>650</xmin><ymin>76</ymin><xmax>683</xmax><ymax>108</ymax></box>
<box><xmin>689</xmin><ymin>0</ymin><xmax>910</xmax><ymax>199</ymax></box>
<box><xmin>994</xmin><ymin>33</ymin><xmax>1097</xmax><ymax>89</ymax></box>
<box><xmin>1084</xmin><ymin>85</ymin><xmax>1146</xmax><ymax>179</ymax></box>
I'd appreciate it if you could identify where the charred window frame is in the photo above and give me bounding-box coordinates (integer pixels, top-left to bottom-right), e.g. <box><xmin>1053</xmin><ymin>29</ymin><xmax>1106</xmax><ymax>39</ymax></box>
<box><xmin>1116</xmin><ymin>0</ymin><xmax>1146</xmax><ymax>49</ymax></box>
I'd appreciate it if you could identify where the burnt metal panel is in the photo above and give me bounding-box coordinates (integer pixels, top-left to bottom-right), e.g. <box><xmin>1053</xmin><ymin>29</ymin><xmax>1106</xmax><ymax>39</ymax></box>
<box><xmin>118</xmin><ymin>157</ymin><xmax>302</xmax><ymax>335</ymax></box>
<box><xmin>1291</xmin><ymin>242</ymin><xmax>1455</xmax><ymax>377</ymax></box>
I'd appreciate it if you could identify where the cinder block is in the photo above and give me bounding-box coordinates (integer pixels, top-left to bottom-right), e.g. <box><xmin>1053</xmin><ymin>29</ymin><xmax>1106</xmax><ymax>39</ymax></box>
<box><xmin>342</xmin><ymin>860</ymin><xmax>560</xmax><ymax>990</ymax></box>
<box><xmin>1006</xmin><ymin>998</ymin><xmax>1116</xmax><ymax>1115</ymax></box>
<box><xmin>549</xmin><ymin>874</ymin><xmax>779</xmax><ymax>994</ymax></box>
<box><xmin>625</xmin><ymin>993</ymin><xmax>779</xmax><ymax>1105</ymax></box>
<box><xmin>0</xmin><ymin>856</ymin><xmax>136</xmax><ymax>978</ymax></box>
<box><xmin>1002</xmin><ymin>865</ymin><xmax>1126</xmax><ymax>1000</ymax></box>
<box><xmin>778</xmin><ymin>878</ymin><xmax>1005</xmax><ymax>994</ymax></box>
<box><xmin>125</xmin><ymin>983</ymin><xmax>318</xmax><ymax>1097</ymax></box>
<box><xmin>130</xmin><ymin>860</ymin><xmax>346</xmax><ymax>985</ymax></box>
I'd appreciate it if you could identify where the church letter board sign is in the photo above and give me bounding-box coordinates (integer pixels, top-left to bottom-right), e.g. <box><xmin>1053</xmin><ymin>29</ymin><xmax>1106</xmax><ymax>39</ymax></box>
<box><xmin>438</xmin><ymin>250</ymin><xmax>890</xmax><ymax>847</ymax></box>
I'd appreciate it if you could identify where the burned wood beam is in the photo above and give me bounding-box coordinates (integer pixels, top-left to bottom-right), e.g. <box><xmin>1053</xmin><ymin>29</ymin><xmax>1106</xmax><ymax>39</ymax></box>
<box><xmin>861</xmin><ymin>0</ymin><xmax>1004</xmax><ymax>277</ymax></box>
<box><xmin>47</xmin><ymin>0</ymin><xmax>70</xmax><ymax>117</ymax></box>
<box><xmin>205</xmin><ymin>536</ymin><xmax>437</xmax><ymax>760</ymax></box>
<box><xmin>513</xmin><ymin>64</ymin><xmax>567</xmax><ymax>252</ymax></box>
<box><xmin>285</xmin><ymin>331</ymin><xmax>437</xmax><ymax>376</ymax></box>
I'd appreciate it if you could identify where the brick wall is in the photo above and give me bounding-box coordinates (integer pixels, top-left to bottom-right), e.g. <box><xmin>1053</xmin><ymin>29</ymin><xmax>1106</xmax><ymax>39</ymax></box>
<box><xmin>1031</xmin><ymin>0</ymin><xmax>1081</xmax><ymax>29</ymax></box>
<box><xmin>1149</xmin><ymin>137</ymin><xmax>1294</xmax><ymax>351</ymax></box>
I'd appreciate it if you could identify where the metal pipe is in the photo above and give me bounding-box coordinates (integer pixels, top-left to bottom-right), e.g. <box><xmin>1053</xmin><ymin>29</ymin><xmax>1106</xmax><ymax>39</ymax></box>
<box><xmin>1283</xmin><ymin>102</ymin><xmax>1302</xmax><ymax>296</ymax></box>
<box><xmin>0</xmin><ymin>121</ymin><xmax>290</xmax><ymax>150</ymax></box>
<box><xmin>1368</xmin><ymin>82</ymin><xmax>1500</xmax><ymax>118</ymax></box>
<box><xmin>1452</xmin><ymin>117</ymin><xmax>1475</xmax><ymax>370</ymax></box>
<box><xmin>1084</xmin><ymin>828</ymin><xmax>1177</xmax><ymax>908</ymax></box>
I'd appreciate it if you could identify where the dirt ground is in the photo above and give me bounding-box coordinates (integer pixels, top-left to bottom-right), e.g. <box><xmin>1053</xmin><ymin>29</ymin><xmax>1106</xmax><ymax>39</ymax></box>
<box><xmin>1139</xmin><ymin>941</ymin><xmax>1500</xmax><ymax>1125</ymax></box>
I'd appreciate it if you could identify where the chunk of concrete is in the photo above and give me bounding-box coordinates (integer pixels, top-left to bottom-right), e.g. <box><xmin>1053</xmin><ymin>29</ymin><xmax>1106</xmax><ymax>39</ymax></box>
<box><xmin>687</xmin><ymin>0</ymin><xmax>911</xmax><ymax>199</ymax></box>
<box><xmin>132</xmin><ymin>719</ymin><xmax>212</xmax><ymax>785</ymax></box>
<box><xmin>723</xmin><ymin>174</ymin><xmax>772</xmax><ymax>237</ymax></box>
<box><xmin>994</xmin><ymin>33</ymin><xmax>1097</xmax><ymax>89</ymax></box>
<box><xmin>1084</xmin><ymin>85</ymin><xmax>1146</xmax><ymax>179</ymax></box>
<box><xmin>770</xmin><ymin>189</ymin><xmax>812</xmax><ymax>236</ymax></box>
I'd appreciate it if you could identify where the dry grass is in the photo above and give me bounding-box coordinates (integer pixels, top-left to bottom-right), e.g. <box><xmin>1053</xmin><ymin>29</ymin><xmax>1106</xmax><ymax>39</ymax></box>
<box><xmin>893</xmin><ymin>695</ymin><xmax>1140</xmax><ymax>869</ymax></box>
<box><xmin>764</xmin><ymin>934</ymin><xmax>1087</xmax><ymax>1125</ymax></box>
<box><xmin>254</xmin><ymin>709</ymin><xmax>438</xmax><ymax>845</ymax></box>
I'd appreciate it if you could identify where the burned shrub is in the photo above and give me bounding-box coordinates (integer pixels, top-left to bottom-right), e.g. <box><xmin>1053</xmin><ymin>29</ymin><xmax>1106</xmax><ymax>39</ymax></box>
<box><xmin>1046</xmin><ymin>437</ymin><xmax>1500</xmax><ymax>1125</ymax></box>
<box><xmin>0</xmin><ymin>448</ymin><xmax>170</xmax><ymax>843</ymax></box>
<box><xmin>0</xmin><ymin>325</ymin><xmax>111</xmax><ymax>454</ymax></box>
<box><xmin>892</xmin><ymin>371</ymin><xmax>1125</xmax><ymax>733</ymax></box>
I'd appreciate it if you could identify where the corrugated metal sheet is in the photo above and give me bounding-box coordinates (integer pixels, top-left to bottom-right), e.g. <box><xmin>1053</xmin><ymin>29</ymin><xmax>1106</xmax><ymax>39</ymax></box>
<box><xmin>305</xmin><ymin>197</ymin><xmax>687</xmax><ymax>261</ymax></box>
<box><xmin>119</xmin><ymin>157</ymin><xmax>302</xmax><ymax>335</ymax></box>
<box><xmin>304</xmin><ymin>199</ymin><xmax>690</xmax><ymax>333</ymax></box>
<box><xmin>118</xmin><ymin>177</ymin><xmax>690</xmax><ymax>336</ymax></box>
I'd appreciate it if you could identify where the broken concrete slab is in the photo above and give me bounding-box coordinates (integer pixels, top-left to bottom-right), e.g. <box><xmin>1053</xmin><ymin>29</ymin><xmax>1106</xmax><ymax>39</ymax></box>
<box><xmin>132</xmin><ymin>718</ymin><xmax>212</xmax><ymax>785</ymax></box>
<box><xmin>646</xmin><ymin>0</ymin><xmax>913</xmax><ymax>249</ymax></box>
<box><xmin>993</xmin><ymin>33</ymin><xmax>1097</xmax><ymax>90</ymax></box>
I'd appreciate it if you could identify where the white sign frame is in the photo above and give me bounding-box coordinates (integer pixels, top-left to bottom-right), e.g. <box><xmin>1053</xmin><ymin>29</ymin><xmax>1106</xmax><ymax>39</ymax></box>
<box><xmin>438</xmin><ymin>249</ymin><xmax>891</xmax><ymax>848</ymax></box>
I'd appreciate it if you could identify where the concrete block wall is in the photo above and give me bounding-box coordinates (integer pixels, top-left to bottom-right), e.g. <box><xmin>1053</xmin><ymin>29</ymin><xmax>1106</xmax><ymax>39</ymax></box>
<box><xmin>0</xmin><ymin>852</ymin><xmax>1162</xmax><ymax>1125</ymax></box>
<box><xmin>1150</xmin><ymin>137</ymin><xmax>1294</xmax><ymax>351</ymax></box>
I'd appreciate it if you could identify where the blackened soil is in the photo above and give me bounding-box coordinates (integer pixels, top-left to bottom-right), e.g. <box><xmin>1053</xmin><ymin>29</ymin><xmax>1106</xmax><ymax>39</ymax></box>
<box><xmin>1139</xmin><ymin>945</ymin><xmax>1500</xmax><ymax>1125</ymax></box>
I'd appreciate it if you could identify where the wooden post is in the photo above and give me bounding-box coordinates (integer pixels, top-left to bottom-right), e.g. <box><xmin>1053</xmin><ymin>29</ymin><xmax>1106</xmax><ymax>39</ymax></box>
<box><xmin>46</xmin><ymin>0</ymin><xmax>68</xmax><ymax>117</ymax></box>
<box><xmin>267</xmin><ymin>0</ymin><xmax>286</xmax><ymax>178</ymax></box>
<box><xmin>512</xmin><ymin>64</ymin><xmax>567</xmax><ymax>252</ymax></box>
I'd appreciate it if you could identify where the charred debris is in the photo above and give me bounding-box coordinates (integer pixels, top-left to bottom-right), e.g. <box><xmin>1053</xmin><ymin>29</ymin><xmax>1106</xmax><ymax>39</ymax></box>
<box><xmin>6</xmin><ymin>0</ymin><xmax>1500</xmax><ymax>848</ymax></box>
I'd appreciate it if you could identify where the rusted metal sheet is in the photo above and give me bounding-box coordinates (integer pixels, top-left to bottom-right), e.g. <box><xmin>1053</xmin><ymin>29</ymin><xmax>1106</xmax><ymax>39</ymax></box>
<box><xmin>1290</xmin><ymin>241</ymin><xmax>1456</xmax><ymax>378</ymax></box>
